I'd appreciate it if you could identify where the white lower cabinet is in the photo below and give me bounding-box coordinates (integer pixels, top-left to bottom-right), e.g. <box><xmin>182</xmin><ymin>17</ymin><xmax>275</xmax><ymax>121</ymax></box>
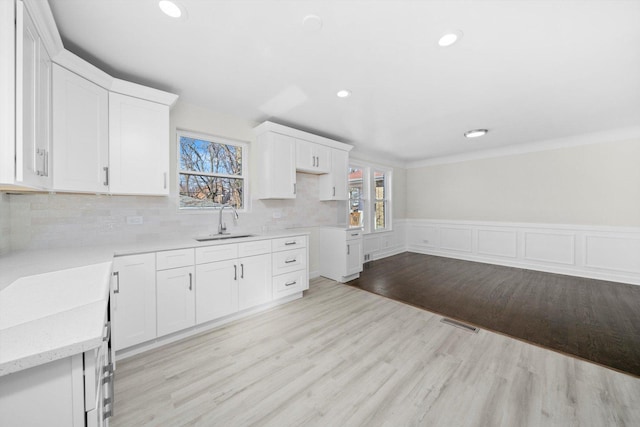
<box><xmin>0</xmin><ymin>314</ymin><xmax>113</xmax><ymax>427</ymax></box>
<box><xmin>238</xmin><ymin>253</ymin><xmax>273</xmax><ymax>311</ymax></box>
<box><xmin>111</xmin><ymin>235</ymin><xmax>308</xmax><ymax>353</ymax></box>
<box><xmin>196</xmin><ymin>259</ymin><xmax>238</xmax><ymax>323</ymax></box>
<box><xmin>111</xmin><ymin>253</ymin><xmax>156</xmax><ymax>351</ymax></box>
<box><xmin>157</xmin><ymin>265</ymin><xmax>196</xmax><ymax>336</ymax></box>
<box><xmin>319</xmin><ymin>228</ymin><xmax>364</xmax><ymax>282</ymax></box>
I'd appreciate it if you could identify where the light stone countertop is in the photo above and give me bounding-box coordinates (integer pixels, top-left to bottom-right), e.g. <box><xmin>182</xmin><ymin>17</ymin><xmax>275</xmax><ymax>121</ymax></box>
<box><xmin>0</xmin><ymin>230</ymin><xmax>310</xmax><ymax>376</ymax></box>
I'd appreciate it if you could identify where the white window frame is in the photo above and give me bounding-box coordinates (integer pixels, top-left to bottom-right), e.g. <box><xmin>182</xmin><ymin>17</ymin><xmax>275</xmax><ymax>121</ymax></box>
<box><xmin>177</xmin><ymin>129</ymin><xmax>249</xmax><ymax>211</ymax></box>
<box><xmin>348</xmin><ymin>160</ymin><xmax>392</xmax><ymax>234</ymax></box>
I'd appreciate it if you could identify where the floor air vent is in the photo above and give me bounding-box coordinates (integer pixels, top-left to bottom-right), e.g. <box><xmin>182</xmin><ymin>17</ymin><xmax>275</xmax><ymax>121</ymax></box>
<box><xmin>440</xmin><ymin>318</ymin><xmax>479</xmax><ymax>333</ymax></box>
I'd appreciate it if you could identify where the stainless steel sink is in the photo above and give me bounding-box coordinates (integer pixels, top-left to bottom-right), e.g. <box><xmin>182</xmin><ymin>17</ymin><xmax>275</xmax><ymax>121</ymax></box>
<box><xmin>195</xmin><ymin>234</ymin><xmax>255</xmax><ymax>242</ymax></box>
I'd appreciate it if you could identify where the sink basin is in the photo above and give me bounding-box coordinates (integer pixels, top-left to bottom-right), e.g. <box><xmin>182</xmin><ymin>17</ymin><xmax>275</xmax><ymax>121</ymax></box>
<box><xmin>195</xmin><ymin>234</ymin><xmax>255</xmax><ymax>242</ymax></box>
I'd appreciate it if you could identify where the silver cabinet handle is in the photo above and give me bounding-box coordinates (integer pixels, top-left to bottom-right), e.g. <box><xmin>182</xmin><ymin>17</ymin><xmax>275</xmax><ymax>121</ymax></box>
<box><xmin>347</xmin><ymin>244</ymin><xmax>350</xmax><ymax>255</ymax></box>
<box><xmin>333</xmin><ymin>186</ymin><xmax>335</xmax><ymax>197</ymax></box>
<box><xmin>293</xmin><ymin>183</ymin><xmax>296</xmax><ymax>194</ymax></box>
<box><xmin>163</xmin><ymin>172</ymin><xmax>167</xmax><ymax>189</ymax></box>
<box><xmin>103</xmin><ymin>166</ymin><xmax>109</xmax><ymax>186</ymax></box>
<box><xmin>285</xmin><ymin>281</ymin><xmax>297</xmax><ymax>287</ymax></box>
<box><xmin>188</xmin><ymin>272</ymin><xmax>193</xmax><ymax>290</ymax></box>
<box><xmin>103</xmin><ymin>362</ymin><xmax>115</xmax><ymax>420</ymax></box>
<box><xmin>44</xmin><ymin>150</ymin><xmax>49</xmax><ymax>177</ymax></box>
<box><xmin>113</xmin><ymin>271</ymin><xmax>120</xmax><ymax>294</ymax></box>
<box><xmin>351</xmin><ymin>233</ymin><xmax>359</xmax><ymax>237</ymax></box>
<box><xmin>234</xmin><ymin>264</ymin><xmax>237</xmax><ymax>280</ymax></box>
<box><xmin>285</xmin><ymin>258</ymin><xmax>296</xmax><ymax>264</ymax></box>
<box><xmin>241</xmin><ymin>264</ymin><xmax>244</xmax><ymax>279</ymax></box>
<box><xmin>284</xmin><ymin>241</ymin><xmax>296</xmax><ymax>246</ymax></box>
<box><xmin>317</xmin><ymin>156</ymin><xmax>320</xmax><ymax>167</ymax></box>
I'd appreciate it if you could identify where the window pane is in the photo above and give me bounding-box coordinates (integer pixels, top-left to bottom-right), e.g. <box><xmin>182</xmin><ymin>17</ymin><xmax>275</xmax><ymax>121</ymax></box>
<box><xmin>375</xmin><ymin>201</ymin><xmax>386</xmax><ymax>230</ymax></box>
<box><xmin>375</xmin><ymin>171</ymin><xmax>385</xmax><ymax>200</ymax></box>
<box><xmin>179</xmin><ymin>136</ymin><xmax>242</xmax><ymax>176</ymax></box>
<box><xmin>349</xmin><ymin>167</ymin><xmax>364</xmax><ymax>228</ymax></box>
<box><xmin>179</xmin><ymin>174</ymin><xmax>243</xmax><ymax>209</ymax></box>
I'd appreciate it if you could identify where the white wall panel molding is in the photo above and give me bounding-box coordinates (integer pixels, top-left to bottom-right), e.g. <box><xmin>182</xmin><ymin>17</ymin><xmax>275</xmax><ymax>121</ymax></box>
<box><xmin>361</xmin><ymin>220</ymin><xmax>408</xmax><ymax>262</ymax></box>
<box><xmin>406</xmin><ymin>219</ymin><xmax>640</xmax><ymax>285</ymax></box>
<box><xmin>523</xmin><ymin>232</ymin><xmax>575</xmax><ymax>265</ymax></box>
<box><xmin>440</xmin><ymin>227</ymin><xmax>473</xmax><ymax>253</ymax></box>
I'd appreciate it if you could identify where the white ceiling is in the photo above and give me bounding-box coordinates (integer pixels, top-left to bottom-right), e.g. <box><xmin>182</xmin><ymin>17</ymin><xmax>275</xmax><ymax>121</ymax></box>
<box><xmin>47</xmin><ymin>0</ymin><xmax>640</xmax><ymax>164</ymax></box>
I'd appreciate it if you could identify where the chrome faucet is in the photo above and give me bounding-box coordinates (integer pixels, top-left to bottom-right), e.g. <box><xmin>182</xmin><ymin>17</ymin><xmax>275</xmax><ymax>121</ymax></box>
<box><xmin>217</xmin><ymin>204</ymin><xmax>239</xmax><ymax>235</ymax></box>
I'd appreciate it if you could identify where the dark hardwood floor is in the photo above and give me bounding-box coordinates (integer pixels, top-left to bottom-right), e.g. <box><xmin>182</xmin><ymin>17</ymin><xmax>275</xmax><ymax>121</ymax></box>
<box><xmin>348</xmin><ymin>252</ymin><xmax>640</xmax><ymax>377</ymax></box>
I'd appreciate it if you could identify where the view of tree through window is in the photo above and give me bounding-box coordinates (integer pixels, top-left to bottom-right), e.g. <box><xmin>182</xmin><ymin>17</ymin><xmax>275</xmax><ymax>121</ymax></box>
<box><xmin>178</xmin><ymin>132</ymin><xmax>245</xmax><ymax>209</ymax></box>
<box><xmin>349</xmin><ymin>167</ymin><xmax>364</xmax><ymax>228</ymax></box>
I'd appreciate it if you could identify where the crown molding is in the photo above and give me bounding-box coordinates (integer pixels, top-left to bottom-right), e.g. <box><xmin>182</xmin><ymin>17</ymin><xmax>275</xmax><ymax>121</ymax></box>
<box><xmin>23</xmin><ymin>0</ymin><xmax>64</xmax><ymax>58</ymax></box>
<box><xmin>406</xmin><ymin>126</ymin><xmax>640</xmax><ymax>169</ymax></box>
<box><xmin>253</xmin><ymin>121</ymin><xmax>353</xmax><ymax>152</ymax></box>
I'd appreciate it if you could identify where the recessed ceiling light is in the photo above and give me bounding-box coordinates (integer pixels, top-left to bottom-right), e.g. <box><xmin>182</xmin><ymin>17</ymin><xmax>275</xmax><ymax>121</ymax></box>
<box><xmin>464</xmin><ymin>129</ymin><xmax>488</xmax><ymax>138</ymax></box>
<box><xmin>303</xmin><ymin>15</ymin><xmax>323</xmax><ymax>32</ymax></box>
<box><xmin>438</xmin><ymin>30</ymin><xmax>463</xmax><ymax>47</ymax></box>
<box><xmin>337</xmin><ymin>90</ymin><xmax>351</xmax><ymax>98</ymax></box>
<box><xmin>159</xmin><ymin>0</ymin><xmax>182</xmax><ymax>18</ymax></box>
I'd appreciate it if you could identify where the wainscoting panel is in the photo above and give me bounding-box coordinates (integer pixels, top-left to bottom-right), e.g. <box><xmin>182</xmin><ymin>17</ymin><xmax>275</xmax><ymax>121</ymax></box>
<box><xmin>440</xmin><ymin>227</ymin><xmax>473</xmax><ymax>253</ymax></box>
<box><xmin>362</xmin><ymin>220</ymin><xmax>407</xmax><ymax>262</ymax></box>
<box><xmin>523</xmin><ymin>232</ymin><xmax>575</xmax><ymax>265</ymax></box>
<box><xmin>585</xmin><ymin>235</ymin><xmax>640</xmax><ymax>274</ymax></box>
<box><xmin>406</xmin><ymin>219</ymin><xmax>640</xmax><ymax>285</ymax></box>
<box><xmin>477</xmin><ymin>229</ymin><xmax>518</xmax><ymax>258</ymax></box>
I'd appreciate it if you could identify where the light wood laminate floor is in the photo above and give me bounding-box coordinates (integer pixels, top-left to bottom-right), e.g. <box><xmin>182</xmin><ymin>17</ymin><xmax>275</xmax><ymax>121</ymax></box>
<box><xmin>112</xmin><ymin>278</ymin><xmax>640</xmax><ymax>426</ymax></box>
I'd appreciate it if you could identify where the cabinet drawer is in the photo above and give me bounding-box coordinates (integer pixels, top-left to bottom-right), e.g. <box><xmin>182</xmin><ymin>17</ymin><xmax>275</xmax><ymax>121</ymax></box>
<box><xmin>196</xmin><ymin>243</ymin><xmax>238</xmax><ymax>264</ymax></box>
<box><xmin>272</xmin><ymin>235</ymin><xmax>307</xmax><ymax>252</ymax></box>
<box><xmin>346</xmin><ymin>230</ymin><xmax>363</xmax><ymax>240</ymax></box>
<box><xmin>273</xmin><ymin>269</ymin><xmax>308</xmax><ymax>299</ymax></box>
<box><xmin>156</xmin><ymin>248</ymin><xmax>194</xmax><ymax>270</ymax></box>
<box><xmin>238</xmin><ymin>239</ymin><xmax>271</xmax><ymax>257</ymax></box>
<box><xmin>272</xmin><ymin>248</ymin><xmax>306</xmax><ymax>275</ymax></box>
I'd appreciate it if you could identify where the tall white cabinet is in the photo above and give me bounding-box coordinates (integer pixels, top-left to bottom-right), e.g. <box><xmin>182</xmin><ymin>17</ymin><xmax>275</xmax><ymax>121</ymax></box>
<box><xmin>14</xmin><ymin>0</ymin><xmax>52</xmax><ymax>189</ymax></box>
<box><xmin>52</xmin><ymin>64</ymin><xmax>109</xmax><ymax>193</ymax></box>
<box><xmin>109</xmin><ymin>93</ymin><xmax>169</xmax><ymax>195</ymax></box>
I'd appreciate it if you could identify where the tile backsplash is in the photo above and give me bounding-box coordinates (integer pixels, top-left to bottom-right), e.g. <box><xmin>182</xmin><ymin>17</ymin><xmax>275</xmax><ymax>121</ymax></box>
<box><xmin>6</xmin><ymin>173</ymin><xmax>339</xmax><ymax>251</ymax></box>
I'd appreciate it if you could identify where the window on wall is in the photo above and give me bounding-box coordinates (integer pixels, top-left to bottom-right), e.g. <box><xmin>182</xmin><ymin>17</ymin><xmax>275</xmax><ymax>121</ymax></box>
<box><xmin>347</xmin><ymin>162</ymin><xmax>392</xmax><ymax>232</ymax></box>
<box><xmin>374</xmin><ymin>170</ymin><xmax>388</xmax><ymax>230</ymax></box>
<box><xmin>178</xmin><ymin>130</ymin><xmax>248</xmax><ymax>209</ymax></box>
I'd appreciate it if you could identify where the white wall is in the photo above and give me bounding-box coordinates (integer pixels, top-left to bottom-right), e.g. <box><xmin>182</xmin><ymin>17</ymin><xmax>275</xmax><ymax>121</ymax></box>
<box><xmin>406</xmin><ymin>138</ymin><xmax>640</xmax><ymax>227</ymax></box>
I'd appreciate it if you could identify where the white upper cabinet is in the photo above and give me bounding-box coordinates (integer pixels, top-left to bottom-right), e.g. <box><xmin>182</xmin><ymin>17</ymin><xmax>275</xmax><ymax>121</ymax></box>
<box><xmin>109</xmin><ymin>92</ymin><xmax>169</xmax><ymax>195</ymax></box>
<box><xmin>295</xmin><ymin>139</ymin><xmax>330</xmax><ymax>174</ymax></box>
<box><xmin>319</xmin><ymin>148</ymin><xmax>349</xmax><ymax>201</ymax></box>
<box><xmin>254</xmin><ymin>131</ymin><xmax>297</xmax><ymax>199</ymax></box>
<box><xmin>254</xmin><ymin>121</ymin><xmax>353</xmax><ymax>200</ymax></box>
<box><xmin>12</xmin><ymin>1</ymin><xmax>52</xmax><ymax>189</ymax></box>
<box><xmin>52</xmin><ymin>63</ymin><xmax>109</xmax><ymax>193</ymax></box>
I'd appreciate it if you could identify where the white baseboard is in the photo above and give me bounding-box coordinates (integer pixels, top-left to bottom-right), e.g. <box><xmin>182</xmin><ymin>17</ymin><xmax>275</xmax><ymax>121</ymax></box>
<box><xmin>404</xmin><ymin>219</ymin><xmax>640</xmax><ymax>285</ymax></box>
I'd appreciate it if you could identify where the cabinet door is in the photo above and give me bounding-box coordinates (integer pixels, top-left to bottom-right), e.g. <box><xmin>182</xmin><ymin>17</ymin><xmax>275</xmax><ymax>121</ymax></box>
<box><xmin>296</xmin><ymin>139</ymin><xmax>331</xmax><ymax>174</ymax></box>
<box><xmin>195</xmin><ymin>259</ymin><xmax>238</xmax><ymax>324</ymax></box>
<box><xmin>15</xmin><ymin>2</ymin><xmax>50</xmax><ymax>188</ymax></box>
<box><xmin>256</xmin><ymin>132</ymin><xmax>296</xmax><ymax>199</ymax></box>
<box><xmin>157</xmin><ymin>266</ymin><xmax>196</xmax><ymax>336</ymax></box>
<box><xmin>295</xmin><ymin>139</ymin><xmax>315</xmax><ymax>172</ymax></box>
<box><xmin>112</xmin><ymin>254</ymin><xmax>156</xmax><ymax>351</ymax></box>
<box><xmin>109</xmin><ymin>93</ymin><xmax>170</xmax><ymax>195</ymax></box>
<box><xmin>313</xmin><ymin>143</ymin><xmax>331</xmax><ymax>173</ymax></box>
<box><xmin>52</xmin><ymin>64</ymin><xmax>109</xmax><ymax>192</ymax></box>
<box><xmin>319</xmin><ymin>149</ymin><xmax>349</xmax><ymax>200</ymax></box>
<box><xmin>346</xmin><ymin>238</ymin><xmax>363</xmax><ymax>276</ymax></box>
<box><xmin>238</xmin><ymin>253</ymin><xmax>272</xmax><ymax>311</ymax></box>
